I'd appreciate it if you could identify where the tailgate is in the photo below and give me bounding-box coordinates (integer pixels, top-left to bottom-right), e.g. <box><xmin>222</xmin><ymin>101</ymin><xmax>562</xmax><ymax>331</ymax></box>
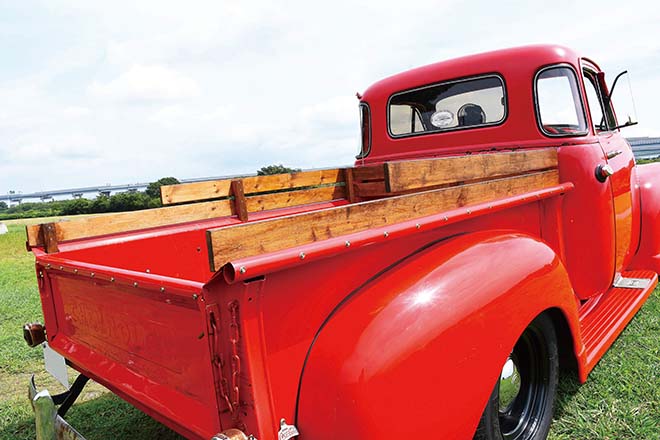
<box><xmin>36</xmin><ymin>256</ymin><xmax>221</xmax><ymax>439</ymax></box>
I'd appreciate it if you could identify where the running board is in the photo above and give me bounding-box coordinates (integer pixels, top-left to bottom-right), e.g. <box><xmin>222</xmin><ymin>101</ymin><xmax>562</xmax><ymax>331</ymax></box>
<box><xmin>579</xmin><ymin>270</ymin><xmax>657</xmax><ymax>378</ymax></box>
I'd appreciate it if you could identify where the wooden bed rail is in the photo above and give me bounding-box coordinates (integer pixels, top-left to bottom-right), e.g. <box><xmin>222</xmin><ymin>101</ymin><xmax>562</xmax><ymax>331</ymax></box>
<box><xmin>206</xmin><ymin>169</ymin><xmax>561</xmax><ymax>271</ymax></box>
<box><xmin>384</xmin><ymin>148</ymin><xmax>557</xmax><ymax>192</ymax></box>
<box><xmin>160</xmin><ymin>168</ymin><xmax>346</xmax><ymax>205</ymax></box>
<box><xmin>25</xmin><ymin>184</ymin><xmax>346</xmax><ymax>249</ymax></box>
<box><xmin>26</xmin><ymin>148</ymin><xmax>558</xmax><ymax>252</ymax></box>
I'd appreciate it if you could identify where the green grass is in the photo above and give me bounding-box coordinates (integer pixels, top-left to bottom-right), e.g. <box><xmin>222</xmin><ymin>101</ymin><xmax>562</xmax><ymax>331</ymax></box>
<box><xmin>636</xmin><ymin>157</ymin><xmax>660</xmax><ymax>165</ymax></box>
<box><xmin>548</xmin><ymin>293</ymin><xmax>660</xmax><ymax>439</ymax></box>
<box><xmin>0</xmin><ymin>220</ymin><xmax>658</xmax><ymax>439</ymax></box>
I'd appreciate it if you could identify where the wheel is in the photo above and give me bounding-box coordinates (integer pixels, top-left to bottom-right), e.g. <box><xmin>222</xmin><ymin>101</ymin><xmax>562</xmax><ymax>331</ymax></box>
<box><xmin>474</xmin><ymin>314</ymin><xmax>559</xmax><ymax>440</ymax></box>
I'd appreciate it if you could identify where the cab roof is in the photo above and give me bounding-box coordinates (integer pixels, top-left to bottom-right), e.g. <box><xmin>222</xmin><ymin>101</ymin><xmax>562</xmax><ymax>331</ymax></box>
<box><xmin>359</xmin><ymin>45</ymin><xmax>599</xmax><ymax>164</ymax></box>
<box><xmin>363</xmin><ymin>45</ymin><xmax>586</xmax><ymax>101</ymax></box>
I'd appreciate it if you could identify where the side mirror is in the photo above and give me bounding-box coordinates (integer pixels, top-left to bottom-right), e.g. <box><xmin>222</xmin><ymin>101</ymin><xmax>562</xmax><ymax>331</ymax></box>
<box><xmin>607</xmin><ymin>71</ymin><xmax>638</xmax><ymax>130</ymax></box>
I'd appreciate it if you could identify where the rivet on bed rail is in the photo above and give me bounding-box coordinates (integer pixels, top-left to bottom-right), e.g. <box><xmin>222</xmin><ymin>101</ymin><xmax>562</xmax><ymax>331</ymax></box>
<box><xmin>383</xmin><ymin>231</ymin><xmax>389</xmax><ymax>238</ymax></box>
<box><xmin>133</xmin><ymin>282</ymin><xmax>139</xmax><ymax>287</ymax></box>
<box><xmin>299</xmin><ymin>252</ymin><xmax>306</xmax><ymax>260</ymax></box>
<box><xmin>239</xmin><ymin>266</ymin><xmax>247</xmax><ymax>274</ymax></box>
<box><xmin>345</xmin><ymin>241</ymin><xmax>351</xmax><ymax>247</ymax></box>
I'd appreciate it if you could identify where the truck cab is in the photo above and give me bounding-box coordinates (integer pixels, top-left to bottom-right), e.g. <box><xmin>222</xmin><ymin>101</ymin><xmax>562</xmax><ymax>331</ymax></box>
<box><xmin>358</xmin><ymin>45</ymin><xmax>647</xmax><ymax>300</ymax></box>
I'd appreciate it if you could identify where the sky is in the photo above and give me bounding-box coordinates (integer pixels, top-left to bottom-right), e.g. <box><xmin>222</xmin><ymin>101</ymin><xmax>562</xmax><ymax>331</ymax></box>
<box><xmin>1</xmin><ymin>0</ymin><xmax>659</xmax><ymax>194</ymax></box>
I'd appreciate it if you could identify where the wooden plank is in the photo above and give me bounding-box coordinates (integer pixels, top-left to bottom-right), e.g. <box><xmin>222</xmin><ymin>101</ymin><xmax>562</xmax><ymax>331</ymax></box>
<box><xmin>344</xmin><ymin>168</ymin><xmax>356</xmax><ymax>203</ymax></box>
<box><xmin>385</xmin><ymin>149</ymin><xmax>557</xmax><ymax>192</ymax></box>
<box><xmin>40</xmin><ymin>223</ymin><xmax>59</xmax><ymax>253</ymax></box>
<box><xmin>245</xmin><ymin>185</ymin><xmax>345</xmax><ymax>212</ymax></box>
<box><xmin>354</xmin><ymin>181</ymin><xmax>388</xmax><ymax>198</ymax></box>
<box><xmin>26</xmin><ymin>199</ymin><xmax>234</xmax><ymax>247</ymax></box>
<box><xmin>352</xmin><ymin>164</ymin><xmax>385</xmax><ymax>182</ymax></box>
<box><xmin>207</xmin><ymin>169</ymin><xmax>559</xmax><ymax>270</ymax></box>
<box><xmin>230</xmin><ymin>180</ymin><xmax>248</xmax><ymax>222</ymax></box>
<box><xmin>26</xmin><ymin>226</ymin><xmax>40</xmax><ymax>249</ymax></box>
<box><xmin>161</xmin><ymin>168</ymin><xmax>344</xmax><ymax>205</ymax></box>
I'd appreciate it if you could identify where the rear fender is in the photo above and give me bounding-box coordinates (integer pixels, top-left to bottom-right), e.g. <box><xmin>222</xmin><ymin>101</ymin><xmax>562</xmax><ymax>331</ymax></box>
<box><xmin>630</xmin><ymin>162</ymin><xmax>660</xmax><ymax>273</ymax></box>
<box><xmin>296</xmin><ymin>231</ymin><xmax>581</xmax><ymax>439</ymax></box>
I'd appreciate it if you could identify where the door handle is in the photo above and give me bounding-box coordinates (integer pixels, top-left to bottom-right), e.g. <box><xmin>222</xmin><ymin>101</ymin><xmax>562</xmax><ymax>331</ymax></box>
<box><xmin>596</xmin><ymin>164</ymin><xmax>614</xmax><ymax>182</ymax></box>
<box><xmin>606</xmin><ymin>150</ymin><xmax>622</xmax><ymax>159</ymax></box>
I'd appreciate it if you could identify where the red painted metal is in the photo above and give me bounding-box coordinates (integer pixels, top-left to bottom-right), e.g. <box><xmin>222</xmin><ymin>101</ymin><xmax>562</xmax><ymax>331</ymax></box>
<box><xmin>630</xmin><ymin>162</ymin><xmax>660</xmax><ymax>272</ymax></box>
<box><xmin>297</xmin><ymin>232</ymin><xmax>580</xmax><ymax>439</ymax></box>
<box><xmin>556</xmin><ymin>142</ymin><xmax>616</xmax><ymax>299</ymax></box>
<box><xmin>26</xmin><ymin>44</ymin><xmax>659</xmax><ymax>439</ymax></box>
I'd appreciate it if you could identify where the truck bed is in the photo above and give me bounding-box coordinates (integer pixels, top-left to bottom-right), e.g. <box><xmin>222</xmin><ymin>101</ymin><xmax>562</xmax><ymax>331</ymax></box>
<box><xmin>27</xmin><ymin>148</ymin><xmax>573</xmax><ymax>439</ymax></box>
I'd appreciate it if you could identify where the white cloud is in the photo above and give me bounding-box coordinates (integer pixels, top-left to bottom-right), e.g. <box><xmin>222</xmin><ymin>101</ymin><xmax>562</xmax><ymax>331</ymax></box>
<box><xmin>60</xmin><ymin>106</ymin><xmax>91</xmax><ymax>118</ymax></box>
<box><xmin>300</xmin><ymin>96</ymin><xmax>357</xmax><ymax>127</ymax></box>
<box><xmin>88</xmin><ymin>65</ymin><xmax>200</xmax><ymax>102</ymax></box>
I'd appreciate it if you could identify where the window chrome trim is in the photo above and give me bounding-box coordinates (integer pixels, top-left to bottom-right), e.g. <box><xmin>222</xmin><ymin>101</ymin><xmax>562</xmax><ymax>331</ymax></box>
<box><xmin>533</xmin><ymin>63</ymin><xmax>589</xmax><ymax>138</ymax></box>
<box><xmin>386</xmin><ymin>73</ymin><xmax>508</xmax><ymax>139</ymax></box>
<box><xmin>356</xmin><ymin>102</ymin><xmax>372</xmax><ymax>159</ymax></box>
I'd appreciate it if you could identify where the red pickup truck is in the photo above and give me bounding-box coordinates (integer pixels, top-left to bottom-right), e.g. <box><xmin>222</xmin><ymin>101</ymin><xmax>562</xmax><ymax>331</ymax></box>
<box><xmin>24</xmin><ymin>45</ymin><xmax>659</xmax><ymax>440</ymax></box>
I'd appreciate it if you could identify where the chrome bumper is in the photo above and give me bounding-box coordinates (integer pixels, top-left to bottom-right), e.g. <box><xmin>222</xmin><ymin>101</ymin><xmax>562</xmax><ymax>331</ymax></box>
<box><xmin>28</xmin><ymin>376</ymin><xmax>87</xmax><ymax>440</ymax></box>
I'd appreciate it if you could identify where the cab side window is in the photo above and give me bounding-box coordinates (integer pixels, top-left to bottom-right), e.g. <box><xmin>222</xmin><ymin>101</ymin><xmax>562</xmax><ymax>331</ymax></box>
<box><xmin>535</xmin><ymin>66</ymin><xmax>587</xmax><ymax>136</ymax></box>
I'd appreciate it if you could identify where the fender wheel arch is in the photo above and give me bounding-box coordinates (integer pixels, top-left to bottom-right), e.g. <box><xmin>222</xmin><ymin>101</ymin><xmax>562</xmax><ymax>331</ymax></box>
<box><xmin>474</xmin><ymin>313</ymin><xmax>559</xmax><ymax>440</ymax></box>
<box><xmin>545</xmin><ymin>308</ymin><xmax>579</xmax><ymax>373</ymax></box>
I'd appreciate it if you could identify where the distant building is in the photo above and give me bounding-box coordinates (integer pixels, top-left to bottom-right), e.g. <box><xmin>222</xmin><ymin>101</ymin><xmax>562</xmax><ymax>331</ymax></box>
<box><xmin>627</xmin><ymin>137</ymin><xmax>660</xmax><ymax>160</ymax></box>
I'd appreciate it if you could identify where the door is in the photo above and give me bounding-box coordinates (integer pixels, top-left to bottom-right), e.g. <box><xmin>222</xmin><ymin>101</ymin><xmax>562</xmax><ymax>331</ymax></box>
<box><xmin>582</xmin><ymin>64</ymin><xmax>637</xmax><ymax>273</ymax></box>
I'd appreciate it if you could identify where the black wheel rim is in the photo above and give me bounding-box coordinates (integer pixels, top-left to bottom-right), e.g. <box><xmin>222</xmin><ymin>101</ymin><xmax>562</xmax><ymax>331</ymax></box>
<box><xmin>498</xmin><ymin>324</ymin><xmax>550</xmax><ymax>440</ymax></box>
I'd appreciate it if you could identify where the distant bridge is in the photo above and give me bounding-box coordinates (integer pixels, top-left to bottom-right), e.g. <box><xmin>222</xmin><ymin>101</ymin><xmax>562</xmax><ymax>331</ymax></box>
<box><xmin>0</xmin><ymin>174</ymin><xmax>254</xmax><ymax>204</ymax></box>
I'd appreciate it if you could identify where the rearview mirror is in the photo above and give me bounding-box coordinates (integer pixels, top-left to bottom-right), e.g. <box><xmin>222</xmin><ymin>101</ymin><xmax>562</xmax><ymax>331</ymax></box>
<box><xmin>607</xmin><ymin>71</ymin><xmax>638</xmax><ymax>130</ymax></box>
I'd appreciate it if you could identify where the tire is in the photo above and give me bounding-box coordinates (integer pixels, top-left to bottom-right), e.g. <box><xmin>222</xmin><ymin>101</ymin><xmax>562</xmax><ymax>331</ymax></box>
<box><xmin>474</xmin><ymin>314</ymin><xmax>559</xmax><ymax>440</ymax></box>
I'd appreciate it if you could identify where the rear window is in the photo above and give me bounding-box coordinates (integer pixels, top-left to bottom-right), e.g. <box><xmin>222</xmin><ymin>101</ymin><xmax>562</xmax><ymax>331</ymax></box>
<box><xmin>357</xmin><ymin>103</ymin><xmax>371</xmax><ymax>158</ymax></box>
<box><xmin>535</xmin><ymin>66</ymin><xmax>587</xmax><ymax>136</ymax></box>
<box><xmin>388</xmin><ymin>75</ymin><xmax>506</xmax><ymax>137</ymax></box>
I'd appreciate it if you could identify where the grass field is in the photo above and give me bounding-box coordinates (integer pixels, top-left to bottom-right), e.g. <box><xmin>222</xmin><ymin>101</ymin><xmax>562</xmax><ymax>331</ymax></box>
<box><xmin>0</xmin><ymin>220</ymin><xmax>658</xmax><ymax>439</ymax></box>
<box><xmin>0</xmin><ymin>222</ymin><xmax>183</xmax><ymax>440</ymax></box>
